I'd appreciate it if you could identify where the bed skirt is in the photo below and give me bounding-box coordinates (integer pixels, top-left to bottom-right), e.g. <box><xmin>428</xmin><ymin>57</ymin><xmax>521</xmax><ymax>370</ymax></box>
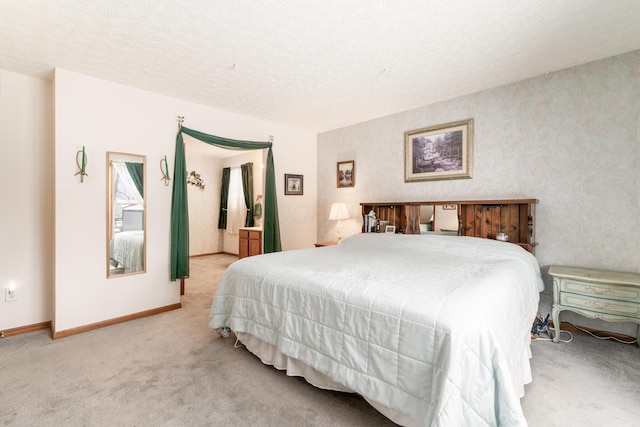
<box><xmin>235</xmin><ymin>332</ymin><xmax>533</xmax><ymax>426</ymax></box>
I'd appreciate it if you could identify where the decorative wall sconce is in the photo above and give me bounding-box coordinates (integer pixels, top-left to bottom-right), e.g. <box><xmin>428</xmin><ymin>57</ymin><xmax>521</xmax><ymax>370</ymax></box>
<box><xmin>160</xmin><ymin>155</ymin><xmax>171</xmax><ymax>186</ymax></box>
<box><xmin>75</xmin><ymin>146</ymin><xmax>88</xmax><ymax>183</ymax></box>
<box><xmin>187</xmin><ymin>171</ymin><xmax>205</xmax><ymax>189</ymax></box>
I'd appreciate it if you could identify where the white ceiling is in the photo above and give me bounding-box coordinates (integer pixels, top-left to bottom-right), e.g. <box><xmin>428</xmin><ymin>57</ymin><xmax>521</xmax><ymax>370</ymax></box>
<box><xmin>2</xmin><ymin>1</ymin><xmax>640</xmax><ymax>133</ymax></box>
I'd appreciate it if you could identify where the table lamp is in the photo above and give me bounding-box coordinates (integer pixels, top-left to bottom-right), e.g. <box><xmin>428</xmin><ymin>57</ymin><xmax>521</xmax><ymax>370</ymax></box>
<box><xmin>328</xmin><ymin>202</ymin><xmax>350</xmax><ymax>243</ymax></box>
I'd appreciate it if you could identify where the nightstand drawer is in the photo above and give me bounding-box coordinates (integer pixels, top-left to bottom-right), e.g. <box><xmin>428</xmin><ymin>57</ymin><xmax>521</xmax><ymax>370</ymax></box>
<box><xmin>560</xmin><ymin>279</ymin><xmax>640</xmax><ymax>303</ymax></box>
<box><xmin>559</xmin><ymin>293</ymin><xmax>640</xmax><ymax>319</ymax></box>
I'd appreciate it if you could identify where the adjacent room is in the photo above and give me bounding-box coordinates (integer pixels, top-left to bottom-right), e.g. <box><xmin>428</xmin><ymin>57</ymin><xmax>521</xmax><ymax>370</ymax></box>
<box><xmin>1</xmin><ymin>2</ymin><xmax>639</xmax><ymax>426</ymax></box>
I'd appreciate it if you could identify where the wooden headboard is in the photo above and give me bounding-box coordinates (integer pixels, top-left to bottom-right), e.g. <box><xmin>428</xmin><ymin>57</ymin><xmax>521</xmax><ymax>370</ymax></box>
<box><xmin>360</xmin><ymin>199</ymin><xmax>537</xmax><ymax>253</ymax></box>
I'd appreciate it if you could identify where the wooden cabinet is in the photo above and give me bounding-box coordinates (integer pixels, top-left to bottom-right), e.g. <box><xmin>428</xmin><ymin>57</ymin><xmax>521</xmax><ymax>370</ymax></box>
<box><xmin>360</xmin><ymin>199</ymin><xmax>537</xmax><ymax>253</ymax></box>
<box><xmin>550</xmin><ymin>265</ymin><xmax>640</xmax><ymax>346</ymax></box>
<box><xmin>239</xmin><ymin>228</ymin><xmax>262</xmax><ymax>259</ymax></box>
<box><xmin>458</xmin><ymin>201</ymin><xmax>536</xmax><ymax>253</ymax></box>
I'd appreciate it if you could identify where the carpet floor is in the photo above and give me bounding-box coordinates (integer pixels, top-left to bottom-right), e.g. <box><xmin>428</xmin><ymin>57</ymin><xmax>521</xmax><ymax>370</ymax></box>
<box><xmin>1</xmin><ymin>254</ymin><xmax>639</xmax><ymax>426</ymax></box>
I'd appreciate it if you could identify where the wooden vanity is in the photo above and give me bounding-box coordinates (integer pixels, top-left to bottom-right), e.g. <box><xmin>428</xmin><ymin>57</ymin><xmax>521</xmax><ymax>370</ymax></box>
<box><xmin>239</xmin><ymin>227</ymin><xmax>262</xmax><ymax>258</ymax></box>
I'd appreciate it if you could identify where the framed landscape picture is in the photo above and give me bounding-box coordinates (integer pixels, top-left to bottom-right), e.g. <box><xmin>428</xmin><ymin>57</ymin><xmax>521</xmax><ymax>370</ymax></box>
<box><xmin>284</xmin><ymin>174</ymin><xmax>303</xmax><ymax>195</ymax></box>
<box><xmin>337</xmin><ymin>160</ymin><xmax>355</xmax><ymax>188</ymax></box>
<box><xmin>404</xmin><ymin>119</ymin><xmax>473</xmax><ymax>182</ymax></box>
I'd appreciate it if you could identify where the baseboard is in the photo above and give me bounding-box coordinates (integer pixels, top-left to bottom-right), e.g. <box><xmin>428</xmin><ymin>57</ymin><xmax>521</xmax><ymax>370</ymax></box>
<box><xmin>52</xmin><ymin>303</ymin><xmax>182</xmax><ymax>340</ymax></box>
<box><xmin>190</xmin><ymin>252</ymin><xmax>218</xmax><ymax>258</ymax></box>
<box><xmin>190</xmin><ymin>252</ymin><xmax>238</xmax><ymax>257</ymax></box>
<box><xmin>0</xmin><ymin>321</ymin><xmax>51</xmax><ymax>338</ymax></box>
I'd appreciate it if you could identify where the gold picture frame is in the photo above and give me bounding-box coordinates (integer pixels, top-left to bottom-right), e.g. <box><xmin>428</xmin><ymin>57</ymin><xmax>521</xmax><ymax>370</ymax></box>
<box><xmin>404</xmin><ymin>119</ymin><xmax>473</xmax><ymax>182</ymax></box>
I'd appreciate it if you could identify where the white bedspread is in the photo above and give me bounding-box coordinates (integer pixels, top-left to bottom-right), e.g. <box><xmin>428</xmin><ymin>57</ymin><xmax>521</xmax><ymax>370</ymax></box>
<box><xmin>209</xmin><ymin>233</ymin><xmax>543</xmax><ymax>426</ymax></box>
<box><xmin>112</xmin><ymin>230</ymin><xmax>144</xmax><ymax>272</ymax></box>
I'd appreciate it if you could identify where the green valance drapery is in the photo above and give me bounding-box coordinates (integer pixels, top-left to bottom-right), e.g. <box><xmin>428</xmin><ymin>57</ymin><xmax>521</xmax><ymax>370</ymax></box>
<box><xmin>170</xmin><ymin>126</ymin><xmax>282</xmax><ymax>281</ymax></box>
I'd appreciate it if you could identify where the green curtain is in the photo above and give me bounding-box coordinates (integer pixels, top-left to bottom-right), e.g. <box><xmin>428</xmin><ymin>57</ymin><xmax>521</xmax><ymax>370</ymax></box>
<box><xmin>218</xmin><ymin>167</ymin><xmax>230</xmax><ymax>229</ymax></box>
<box><xmin>125</xmin><ymin>162</ymin><xmax>144</xmax><ymax>198</ymax></box>
<box><xmin>170</xmin><ymin>126</ymin><xmax>281</xmax><ymax>281</ymax></box>
<box><xmin>241</xmin><ymin>162</ymin><xmax>254</xmax><ymax>227</ymax></box>
<box><xmin>170</xmin><ymin>131</ymin><xmax>189</xmax><ymax>280</ymax></box>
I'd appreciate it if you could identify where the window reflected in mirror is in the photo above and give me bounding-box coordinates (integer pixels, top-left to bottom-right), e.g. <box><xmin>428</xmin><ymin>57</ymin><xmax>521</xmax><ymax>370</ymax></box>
<box><xmin>107</xmin><ymin>152</ymin><xmax>146</xmax><ymax>277</ymax></box>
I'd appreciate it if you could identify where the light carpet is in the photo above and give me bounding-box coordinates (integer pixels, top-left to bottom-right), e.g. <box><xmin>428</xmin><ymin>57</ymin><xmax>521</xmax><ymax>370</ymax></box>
<box><xmin>1</xmin><ymin>254</ymin><xmax>639</xmax><ymax>426</ymax></box>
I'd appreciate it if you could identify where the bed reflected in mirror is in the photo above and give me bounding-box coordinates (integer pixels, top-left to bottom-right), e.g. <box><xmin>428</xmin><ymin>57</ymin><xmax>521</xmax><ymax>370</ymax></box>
<box><xmin>107</xmin><ymin>152</ymin><xmax>146</xmax><ymax>278</ymax></box>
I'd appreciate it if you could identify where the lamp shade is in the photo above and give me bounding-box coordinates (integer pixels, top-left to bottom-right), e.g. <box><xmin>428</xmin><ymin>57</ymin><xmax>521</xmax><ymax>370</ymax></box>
<box><xmin>328</xmin><ymin>202</ymin><xmax>349</xmax><ymax>220</ymax></box>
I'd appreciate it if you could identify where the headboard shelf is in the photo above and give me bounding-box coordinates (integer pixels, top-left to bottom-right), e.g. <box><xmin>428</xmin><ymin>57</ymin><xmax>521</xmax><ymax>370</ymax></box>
<box><xmin>360</xmin><ymin>199</ymin><xmax>537</xmax><ymax>253</ymax></box>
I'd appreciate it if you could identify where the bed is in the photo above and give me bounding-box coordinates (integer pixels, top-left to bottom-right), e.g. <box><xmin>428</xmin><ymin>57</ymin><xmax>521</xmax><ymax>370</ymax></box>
<box><xmin>209</xmin><ymin>230</ymin><xmax>543</xmax><ymax>426</ymax></box>
<box><xmin>111</xmin><ymin>230</ymin><xmax>144</xmax><ymax>273</ymax></box>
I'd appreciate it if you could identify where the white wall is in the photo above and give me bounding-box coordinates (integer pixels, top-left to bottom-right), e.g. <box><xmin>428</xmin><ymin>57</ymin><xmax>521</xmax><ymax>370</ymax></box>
<box><xmin>50</xmin><ymin>68</ymin><xmax>316</xmax><ymax>334</ymax></box>
<box><xmin>54</xmin><ymin>69</ymin><xmax>180</xmax><ymax>333</ymax></box>
<box><xmin>0</xmin><ymin>66</ymin><xmax>317</xmax><ymax>335</ymax></box>
<box><xmin>184</xmin><ymin>150</ymin><xmax>223</xmax><ymax>256</ymax></box>
<box><xmin>318</xmin><ymin>50</ymin><xmax>640</xmax><ymax>336</ymax></box>
<box><xmin>0</xmin><ymin>71</ymin><xmax>54</xmax><ymax>331</ymax></box>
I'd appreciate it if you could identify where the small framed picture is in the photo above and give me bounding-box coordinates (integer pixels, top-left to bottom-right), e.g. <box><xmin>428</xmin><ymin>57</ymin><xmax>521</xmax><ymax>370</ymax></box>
<box><xmin>385</xmin><ymin>225</ymin><xmax>396</xmax><ymax>233</ymax></box>
<box><xmin>337</xmin><ymin>160</ymin><xmax>355</xmax><ymax>188</ymax></box>
<box><xmin>284</xmin><ymin>174</ymin><xmax>303</xmax><ymax>195</ymax></box>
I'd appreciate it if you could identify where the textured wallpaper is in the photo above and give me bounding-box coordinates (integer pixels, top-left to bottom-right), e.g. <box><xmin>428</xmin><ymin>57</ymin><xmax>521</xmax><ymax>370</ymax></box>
<box><xmin>318</xmin><ymin>50</ymin><xmax>640</xmax><ymax>334</ymax></box>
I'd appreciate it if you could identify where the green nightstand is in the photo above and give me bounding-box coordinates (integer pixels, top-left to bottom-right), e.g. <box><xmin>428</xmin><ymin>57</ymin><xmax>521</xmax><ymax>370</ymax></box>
<box><xmin>550</xmin><ymin>265</ymin><xmax>640</xmax><ymax>346</ymax></box>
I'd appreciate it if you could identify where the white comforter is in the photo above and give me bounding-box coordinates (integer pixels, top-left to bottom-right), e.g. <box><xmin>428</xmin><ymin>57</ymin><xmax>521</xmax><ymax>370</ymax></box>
<box><xmin>209</xmin><ymin>233</ymin><xmax>543</xmax><ymax>426</ymax></box>
<box><xmin>112</xmin><ymin>230</ymin><xmax>144</xmax><ymax>272</ymax></box>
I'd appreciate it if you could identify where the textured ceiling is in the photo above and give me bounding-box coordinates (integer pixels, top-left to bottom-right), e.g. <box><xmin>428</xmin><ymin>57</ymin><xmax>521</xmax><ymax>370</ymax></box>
<box><xmin>2</xmin><ymin>1</ymin><xmax>640</xmax><ymax>133</ymax></box>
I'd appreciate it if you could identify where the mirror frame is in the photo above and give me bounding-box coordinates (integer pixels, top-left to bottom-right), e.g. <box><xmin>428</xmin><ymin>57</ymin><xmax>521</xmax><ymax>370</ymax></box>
<box><xmin>106</xmin><ymin>151</ymin><xmax>147</xmax><ymax>278</ymax></box>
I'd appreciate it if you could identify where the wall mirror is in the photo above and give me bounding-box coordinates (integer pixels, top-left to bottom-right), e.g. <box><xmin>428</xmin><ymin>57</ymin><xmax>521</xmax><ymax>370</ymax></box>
<box><xmin>107</xmin><ymin>152</ymin><xmax>146</xmax><ymax>278</ymax></box>
<box><xmin>419</xmin><ymin>205</ymin><xmax>459</xmax><ymax>234</ymax></box>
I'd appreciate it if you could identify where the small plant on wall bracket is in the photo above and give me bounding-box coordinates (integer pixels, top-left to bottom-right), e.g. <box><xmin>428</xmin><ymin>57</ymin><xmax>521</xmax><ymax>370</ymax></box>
<box><xmin>187</xmin><ymin>171</ymin><xmax>205</xmax><ymax>189</ymax></box>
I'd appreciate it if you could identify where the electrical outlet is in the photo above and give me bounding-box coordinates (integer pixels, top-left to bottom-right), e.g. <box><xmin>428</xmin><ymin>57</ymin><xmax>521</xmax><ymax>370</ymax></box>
<box><xmin>5</xmin><ymin>288</ymin><xmax>18</xmax><ymax>302</ymax></box>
